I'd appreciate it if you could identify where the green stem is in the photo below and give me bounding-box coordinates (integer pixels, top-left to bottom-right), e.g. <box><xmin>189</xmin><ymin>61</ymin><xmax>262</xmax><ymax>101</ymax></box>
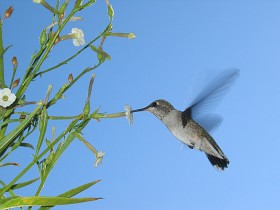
<box><xmin>35</xmin><ymin>32</ymin><xmax>105</xmax><ymax>78</ymax></box>
<box><xmin>16</xmin><ymin>8</ymin><xmax>79</xmax><ymax>99</ymax></box>
<box><xmin>0</xmin><ymin>103</ymin><xmax>44</xmax><ymax>155</ymax></box>
<box><xmin>40</xmin><ymin>0</ymin><xmax>59</xmax><ymax>14</ymax></box>
<box><xmin>0</xmin><ymin>21</ymin><xmax>5</xmax><ymax>87</ymax></box>
<box><xmin>9</xmin><ymin>66</ymin><xmax>17</xmax><ymax>89</ymax></box>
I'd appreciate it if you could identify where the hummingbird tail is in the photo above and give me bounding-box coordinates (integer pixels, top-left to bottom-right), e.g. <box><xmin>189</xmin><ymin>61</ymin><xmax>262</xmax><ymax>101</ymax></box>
<box><xmin>206</xmin><ymin>154</ymin><xmax>229</xmax><ymax>170</ymax></box>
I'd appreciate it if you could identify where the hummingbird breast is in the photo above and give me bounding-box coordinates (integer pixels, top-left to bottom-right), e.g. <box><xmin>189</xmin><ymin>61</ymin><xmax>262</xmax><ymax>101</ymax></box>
<box><xmin>161</xmin><ymin>110</ymin><xmax>194</xmax><ymax>146</ymax></box>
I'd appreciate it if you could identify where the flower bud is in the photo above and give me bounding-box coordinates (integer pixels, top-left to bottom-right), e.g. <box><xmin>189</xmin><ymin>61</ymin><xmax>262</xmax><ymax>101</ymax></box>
<box><xmin>54</xmin><ymin>36</ymin><xmax>60</xmax><ymax>45</ymax></box>
<box><xmin>59</xmin><ymin>13</ymin><xmax>65</xmax><ymax>20</ymax></box>
<box><xmin>12</xmin><ymin>78</ymin><xmax>20</xmax><ymax>88</ymax></box>
<box><xmin>40</xmin><ymin>29</ymin><xmax>47</xmax><ymax>45</ymax></box>
<box><xmin>107</xmin><ymin>4</ymin><xmax>114</xmax><ymax>19</ymax></box>
<box><xmin>68</xmin><ymin>74</ymin><xmax>73</xmax><ymax>83</ymax></box>
<box><xmin>4</xmin><ymin>6</ymin><xmax>14</xmax><ymax>19</ymax></box>
<box><xmin>20</xmin><ymin>114</ymin><xmax>26</xmax><ymax>119</ymax></box>
<box><xmin>12</xmin><ymin>56</ymin><xmax>18</xmax><ymax>68</ymax></box>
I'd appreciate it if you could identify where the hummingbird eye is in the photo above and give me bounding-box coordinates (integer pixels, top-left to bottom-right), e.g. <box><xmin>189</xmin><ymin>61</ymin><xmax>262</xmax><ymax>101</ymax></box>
<box><xmin>151</xmin><ymin>102</ymin><xmax>158</xmax><ymax>107</ymax></box>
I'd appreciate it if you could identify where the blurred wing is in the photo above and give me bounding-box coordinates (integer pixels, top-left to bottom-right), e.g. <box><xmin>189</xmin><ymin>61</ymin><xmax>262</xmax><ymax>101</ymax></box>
<box><xmin>189</xmin><ymin>69</ymin><xmax>240</xmax><ymax>117</ymax></box>
<box><xmin>195</xmin><ymin>114</ymin><xmax>223</xmax><ymax>133</ymax></box>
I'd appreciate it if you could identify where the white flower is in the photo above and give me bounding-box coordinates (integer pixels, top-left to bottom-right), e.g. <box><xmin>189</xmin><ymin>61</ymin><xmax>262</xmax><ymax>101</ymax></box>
<box><xmin>94</xmin><ymin>151</ymin><xmax>105</xmax><ymax>167</ymax></box>
<box><xmin>70</xmin><ymin>28</ymin><xmax>85</xmax><ymax>46</ymax></box>
<box><xmin>0</xmin><ymin>88</ymin><xmax>16</xmax><ymax>108</ymax></box>
<box><xmin>33</xmin><ymin>0</ymin><xmax>42</xmax><ymax>3</ymax></box>
<box><xmin>124</xmin><ymin>105</ymin><xmax>133</xmax><ymax>126</ymax></box>
<box><xmin>127</xmin><ymin>33</ymin><xmax>136</xmax><ymax>39</ymax></box>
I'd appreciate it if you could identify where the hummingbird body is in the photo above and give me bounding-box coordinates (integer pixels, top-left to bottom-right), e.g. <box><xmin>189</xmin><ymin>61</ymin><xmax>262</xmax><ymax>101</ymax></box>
<box><xmin>133</xmin><ymin>100</ymin><xmax>229</xmax><ymax>170</ymax></box>
<box><xmin>132</xmin><ymin>69</ymin><xmax>239</xmax><ymax>170</ymax></box>
<box><xmin>163</xmin><ymin>109</ymin><xmax>225</xmax><ymax>160</ymax></box>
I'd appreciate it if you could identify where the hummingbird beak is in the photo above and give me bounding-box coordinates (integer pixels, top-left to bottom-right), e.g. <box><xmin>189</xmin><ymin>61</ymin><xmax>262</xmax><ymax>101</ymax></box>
<box><xmin>131</xmin><ymin>106</ymin><xmax>149</xmax><ymax>113</ymax></box>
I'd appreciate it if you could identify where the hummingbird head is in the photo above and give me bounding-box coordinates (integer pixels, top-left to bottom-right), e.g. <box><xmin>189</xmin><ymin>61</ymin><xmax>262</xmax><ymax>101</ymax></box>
<box><xmin>132</xmin><ymin>99</ymin><xmax>175</xmax><ymax>120</ymax></box>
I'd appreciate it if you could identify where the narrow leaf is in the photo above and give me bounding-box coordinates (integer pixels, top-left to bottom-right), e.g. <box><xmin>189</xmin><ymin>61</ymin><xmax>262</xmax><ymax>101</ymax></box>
<box><xmin>38</xmin><ymin>180</ymin><xmax>101</xmax><ymax>210</ymax></box>
<box><xmin>0</xmin><ymin>196</ymin><xmax>101</xmax><ymax>208</ymax></box>
<box><xmin>10</xmin><ymin>178</ymin><xmax>40</xmax><ymax>191</ymax></box>
<box><xmin>90</xmin><ymin>45</ymin><xmax>111</xmax><ymax>60</ymax></box>
<box><xmin>0</xmin><ymin>162</ymin><xmax>19</xmax><ymax>167</ymax></box>
<box><xmin>36</xmin><ymin>106</ymin><xmax>48</xmax><ymax>154</ymax></box>
<box><xmin>10</xmin><ymin>142</ymin><xmax>34</xmax><ymax>150</ymax></box>
<box><xmin>0</xmin><ymin>103</ymin><xmax>43</xmax><ymax>154</ymax></box>
<box><xmin>58</xmin><ymin>180</ymin><xmax>101</xmax><ymax>198</ymax></box>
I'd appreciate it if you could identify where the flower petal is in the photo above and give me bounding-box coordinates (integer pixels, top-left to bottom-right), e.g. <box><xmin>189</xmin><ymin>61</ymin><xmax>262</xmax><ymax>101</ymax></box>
<box><xmin>8</xmin><ymin>93</ymin><xmax>16</xmax><ymax>103</ymax></box>
<box><xmin>94</xmin><ymin>151</ymin><xmax>105</xmax><ymax>167</ymax></box>
<box><xmin>71</xmin><ymin>28</ymin><xmax>85</xmax><ymax>47</ymax></box>
<box><xmin>2</xmin><ymin>88</ymin><xmax>11</xmax><ymax>95</ymax></box>
<box><xmin>124</xmin><ymin>105</ymin><xmax>133</xmax><ymax>126</ymax></box>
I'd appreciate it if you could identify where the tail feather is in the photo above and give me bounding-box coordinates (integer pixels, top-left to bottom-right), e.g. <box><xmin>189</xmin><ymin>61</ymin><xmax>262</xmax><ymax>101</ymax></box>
<box><xmin>206</xmin><ymin>153</ymin><xmax>229</xmax><ymax>170</ymax></box>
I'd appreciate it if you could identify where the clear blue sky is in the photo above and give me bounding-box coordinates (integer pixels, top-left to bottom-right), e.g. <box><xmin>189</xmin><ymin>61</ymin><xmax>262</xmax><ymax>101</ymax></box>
<box><xmin>2</xmin><ymin>1</ymin><xmax>280</xmax><ymax>210</ymax></box>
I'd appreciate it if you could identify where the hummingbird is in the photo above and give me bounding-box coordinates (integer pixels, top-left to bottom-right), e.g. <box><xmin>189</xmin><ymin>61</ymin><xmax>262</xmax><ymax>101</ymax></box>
<box><xmin>132</xmin><ymin>69</ymin><xmax>239</xmax><ymax>170</ymax></box>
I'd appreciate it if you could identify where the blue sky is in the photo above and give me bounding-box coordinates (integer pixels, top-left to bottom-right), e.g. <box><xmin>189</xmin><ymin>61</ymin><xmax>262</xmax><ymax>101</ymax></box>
<box><xmin>2</xmin><ymin>1</ymin><xmax>280</xmax><ymax>209</ymax></box>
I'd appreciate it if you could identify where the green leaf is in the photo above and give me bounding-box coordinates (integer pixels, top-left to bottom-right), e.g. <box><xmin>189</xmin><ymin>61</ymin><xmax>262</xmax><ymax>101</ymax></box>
<box><xmin>0</xmin><ymin>103</ymin><xmax>43</xmax><ymax>155</ymax></box>
<box><xmin>20</xmin><ymin>142</ymin><xmax>34</xmax><ymax>150</ymax></box>
<box><xmin>10</xmin><ymin>142</ymin><xmax>34</xmax><ymax>150</ymax></box>
<box><xmin>0</xmin><ymin>196</ymin><xmax>101</xmax><ymax>209</ymax></box>
<box><xmin>10</xmin><ymin>178</ymin><xmax>40</xmax><ymax>191</ymax></box>
<box><xmin>0</xmin><ymin>162</ymin><xmax>19</xmax><ymax>167</ymax></box>
<box><xmin>38</xmin><ymin>180</ymin><xmax>101</xmax><ymax>210</ymax></box>
<box><xmin>36</xmin><ymin>106</ymin><xmax>48</xmax><ymax>154</ymax></box>
<box><xmin>90</xmin><ymin>45</ymin><xmax>111</xmax><ymax>61</ymax></box>
<box><xmin>58</xmin><ymin>180</ymin><xmax>101</xmax><ymax>198</ymax></box>
<box><xmin>52</xmin><ymin>132</ymin><xmax>75</xmax><ymax>163</ymax></box>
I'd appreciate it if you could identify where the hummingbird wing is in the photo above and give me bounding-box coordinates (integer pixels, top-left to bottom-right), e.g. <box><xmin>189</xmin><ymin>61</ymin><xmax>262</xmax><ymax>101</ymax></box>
<box><xmin>188</xmin><ymin>69</ymin><xmax>240</xmax><ymax>118</ymax></box>
<box><xmin>195</xmin><ymin>114</ymin><xmax>223</xmax><ymax>133</ymax></box>
<box><xmin>181</xmin><ymin>108</ymin><xmax>222</xmax><ymax>133</ymax></box>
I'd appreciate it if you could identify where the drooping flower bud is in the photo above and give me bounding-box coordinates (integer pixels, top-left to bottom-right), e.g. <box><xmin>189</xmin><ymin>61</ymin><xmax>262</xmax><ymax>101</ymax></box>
<box><xmin>59</xmin><ymin>13</ymin><xmax>65</xmax><ymax>20</ymax></box>
<box><xmin>68</xmin><ymin>74</ymin><xmax>73</xmax><ymax>83</ymax></box>
<box><xmin>54</xmin><ymin>36</ymin><xmax>61</xmax><ymax>45</ymax></box>
<box><xmin>20</xmin><ymin>114</ymin><xmax>26</xmax><ymax>119</ymax></box>
<box><xmin>12</xmin><ymin>56</ymin><xmax>18</xmax><ymax>68</ymax></box>
<box><xmin>12</xmin><ymin>78</ymin><xmax>20</xmax><ymax>88</ymax></box>
<box><xmin>4</xmin><ymin>6</ymin><xmax>14</xmax><ymax>19</ymax></box>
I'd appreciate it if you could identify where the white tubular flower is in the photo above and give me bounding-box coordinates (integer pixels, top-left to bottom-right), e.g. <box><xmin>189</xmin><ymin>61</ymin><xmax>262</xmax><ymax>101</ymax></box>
<box><xmin>124</xmin><ymin>105</ymin><xmax>133</xmax><ymax>126</ymax></box>
<box><xmin>33</xmin><ymin>0</ymin><xmax>42</xmax><ymax>3</ymax></box>
<box><xmin>70</xmin><ymin>28</ymin><xmax>85</xmax><ymax>46</ymax></box>
<box><xmin>0</xmin><ymin>88</ymin><xmax>16</xmax><ymax>108</ymax></box>
<box><xmin>94</xmin><ymin>151</ymin><xmax>105</xmax><ymax>167</ymax></box>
